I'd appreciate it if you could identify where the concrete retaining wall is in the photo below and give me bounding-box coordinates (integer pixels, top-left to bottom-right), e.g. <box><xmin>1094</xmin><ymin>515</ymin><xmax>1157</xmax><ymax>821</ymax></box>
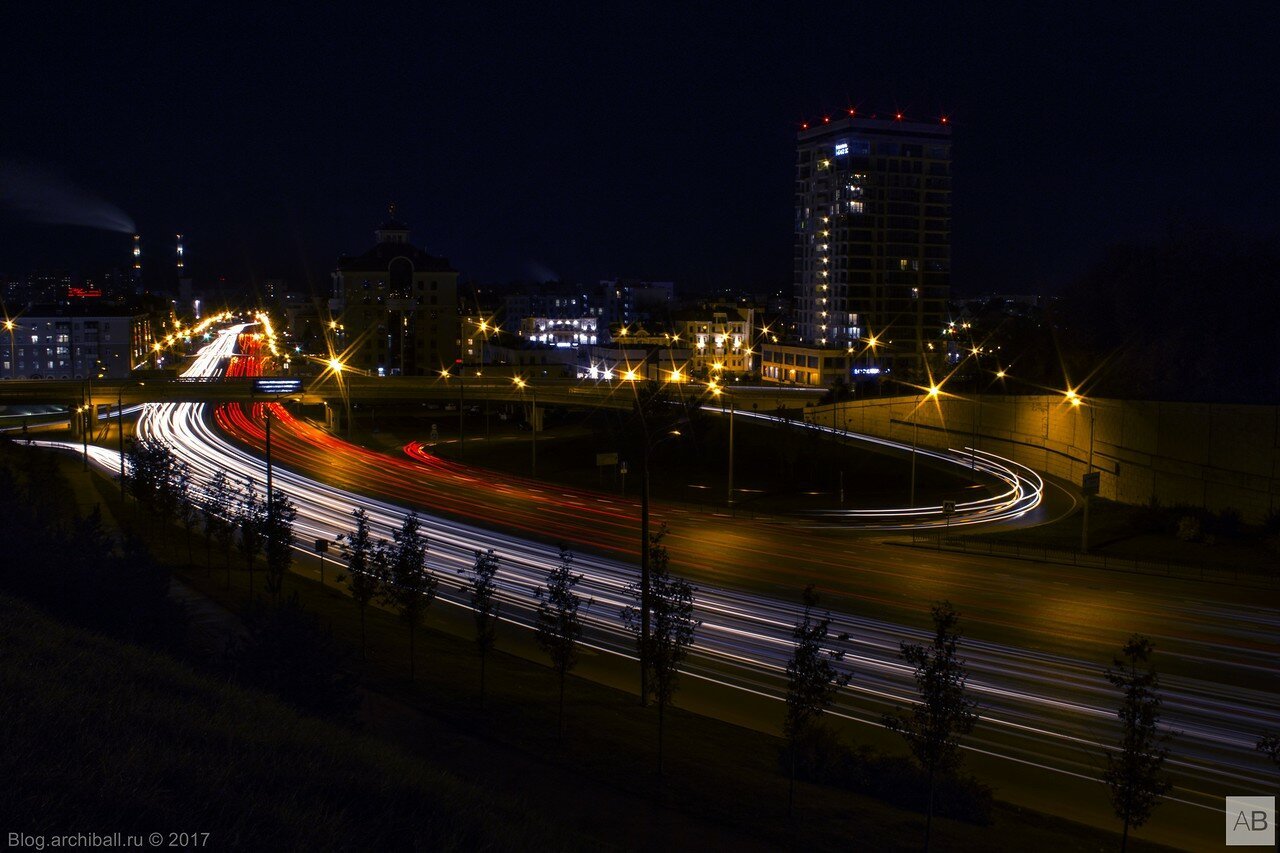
<box><xmin>805</xmin><ymin>395</ymin><xmax>1280</xmax><ymax>522</ymax></box>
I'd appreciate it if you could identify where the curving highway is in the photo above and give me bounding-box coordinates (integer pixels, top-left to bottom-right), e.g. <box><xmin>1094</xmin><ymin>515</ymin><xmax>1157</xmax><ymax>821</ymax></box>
<box><xmin>46</xmin><ymin>325</ymin><xmax>1280</xmax><ymax>849</ymax></box>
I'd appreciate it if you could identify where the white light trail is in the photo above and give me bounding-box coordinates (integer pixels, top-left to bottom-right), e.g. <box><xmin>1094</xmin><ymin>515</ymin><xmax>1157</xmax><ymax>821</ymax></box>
<box><xmin>38</xmin><ymin>327</ymin><xmax>1279</xmax><ymax>816</ymax></box>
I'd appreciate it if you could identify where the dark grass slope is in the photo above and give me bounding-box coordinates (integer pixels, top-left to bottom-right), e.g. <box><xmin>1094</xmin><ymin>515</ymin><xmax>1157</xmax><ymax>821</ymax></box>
<box><xmin>0</xmin><ymin>592</ymin><xmax>587</xmax><ymax>853</ymax></box>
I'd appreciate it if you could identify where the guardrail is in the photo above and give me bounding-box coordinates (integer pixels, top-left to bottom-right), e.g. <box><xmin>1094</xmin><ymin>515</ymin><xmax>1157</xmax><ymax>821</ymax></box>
<box><xmin>908</xmin><ymin>532</ymin><xmax>1277</xmax><ymax>588</ymax></box>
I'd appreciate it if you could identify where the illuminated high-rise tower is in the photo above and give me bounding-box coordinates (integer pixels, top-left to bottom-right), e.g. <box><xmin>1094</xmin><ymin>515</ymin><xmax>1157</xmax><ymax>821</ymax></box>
<box><xmin>793</xmin><ymin>112</ymin><xmax>951</xmax><ymax>380</ymax></box>
<box><xmin>175</xmin><ymin>234</ymin><xmax>185</xmax><ymax>275</ymax></box>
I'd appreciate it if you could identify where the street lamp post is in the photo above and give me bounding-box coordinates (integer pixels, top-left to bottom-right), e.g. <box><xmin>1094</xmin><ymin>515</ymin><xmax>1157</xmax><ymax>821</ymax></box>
<box><xmin>909</xmin><ymin>396</ymin><xmax>919</xmax><ymax>508</ymax></box>
<box><xmin>1083</xmin><ymin>404</ymin><xmax>1095</xmax><ymax>552</ymax></box>
<box><xmin>477</xmin><ymin>323</ymin><xmax>493</xmax><ymax>441</ymax></box>
<box><xmin>81</xmin><ymin>405</ymin><xmax>89</xmax><ymax>471</ymax></box>
<box><xmin>81</xmin><ymin>377</ymin><xmax>91</xmax><ymax>472</ymax></box>
<box><xmin>4</xmin><ymin>319</ymin><xmax>16</xmax><ymax>380</ymax></box>
<box><xmin>326</xmin><ymin>356</ymin><xmax>352</xmax><ymax>439</ymax></box>
<box><xmin>620</xmin><ymin>375</ymin><xmax>657</xmax><ymax>707</ymax></box>
<box><xmin>972</xmin><ymin>383</ymin><xmax>980</xmax><ymax>471</ymax></box>
<box><xmin>458</xmin><ymin>368</ymin><xmax>465</xmax><ymax>456</ymax></box>
<box><xmin>117</xmin><ymin>387</ymin><xmax>125</xmax><ymax>499</ymax></box>
<box><xmin>727</xmin><ymin>393</ymin><xmax>735</xmax><ymax>507</ymax></box>
<box><xmin>1069</xmin><ymin>391</ymin><xmax>1097</xmax><ymax>552</ymax></box>
<box><xmin>711</xmin><ymin>382</ymin><xmax>735</xmax><ymax>507</ymax></box>
<box><xmin>909</xmin><ymin>384</ymin><xmax>940</xmax><ymax>508</ymax></box>
<box><xmin>527</xmin><ymin>385</ymin><xmax>538</xmax><ymax>477</ymax></box>
<box><xmin>639</xmin><ymin>415</ymin><xmax>651</xmax><ymax>706</ymax></box>
<box><xmin>514</xmin><ymin>377</ymin><xmax>537</xmax><ymax>477</ymax></box>
<box><xmin>265</xmin><ymin>402</ymin><xmax>273</xmax><ymax>522</ymax></box>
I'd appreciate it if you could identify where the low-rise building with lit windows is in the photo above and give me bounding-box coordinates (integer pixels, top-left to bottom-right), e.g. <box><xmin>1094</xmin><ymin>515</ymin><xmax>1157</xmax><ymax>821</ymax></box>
<box><xmin>576</xmin><ymin>342</ymin><xmax>693</xmax><ymax>382</ymax></box>
<box><xmin>669</xmin><ymin>306</ymin><xmax>756</xmax><ymax>378</ymax></box>
<box><xmin>1</xmin><ymin>304</ymin><xmax>152</xmax><ymax>379</ymax></box>
<box><xmin>759</xmin><ymin>342</ymin><xmax>870</xmax><ymax>387</ymax></box>
<box><xmin>519</xmin><ymin>316</ymin><xmax>598</xmax><ymax>348</ymax></box>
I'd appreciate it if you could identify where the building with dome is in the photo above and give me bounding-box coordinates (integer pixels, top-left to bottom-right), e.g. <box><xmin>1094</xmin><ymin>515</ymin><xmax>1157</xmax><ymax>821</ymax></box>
<box><xmin>331</xmin><ymin>206</ymin><xmax>460</xmax><ymax>375</ymax></box>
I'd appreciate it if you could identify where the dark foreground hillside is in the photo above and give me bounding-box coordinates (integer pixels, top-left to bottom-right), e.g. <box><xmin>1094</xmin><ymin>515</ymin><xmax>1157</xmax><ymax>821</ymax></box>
<box><xmin>0</xmin><ymin>592</ymin><xmax>584</xmax><ymax>852</ymax></box>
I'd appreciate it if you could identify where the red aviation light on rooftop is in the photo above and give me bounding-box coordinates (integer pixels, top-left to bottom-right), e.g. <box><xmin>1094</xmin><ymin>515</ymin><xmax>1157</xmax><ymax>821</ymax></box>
<box><xmin>801</xmin><ymin>122</ymin><xmax>809</xmax><ymax>129</ymax></box>
<box><xmin>940</xmin><ymin>115</ymin><xmax>949</xmax><ymax>124</ymax></box>
<box><xmin>895</xmin><ymin>112</ymin><xmax>903</xmax><ymax>121</ymax></box>
<box><xmin>822</xmin><ymin>115</ymin><xmax>830</xmax><ymax>123</ymax></box>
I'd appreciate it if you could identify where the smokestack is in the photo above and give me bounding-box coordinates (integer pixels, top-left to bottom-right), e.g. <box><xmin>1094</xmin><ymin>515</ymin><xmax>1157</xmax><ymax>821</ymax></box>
<box><xmin>132</xmin><ymin>234</ymin><xmax>143</xmax><ymax>295</ymax></box>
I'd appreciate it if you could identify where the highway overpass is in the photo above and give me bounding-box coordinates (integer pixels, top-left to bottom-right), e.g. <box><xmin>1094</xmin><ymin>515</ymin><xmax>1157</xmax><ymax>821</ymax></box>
<box><xmin>0</xmin><ymin>374</ymin><xmax>829</xmax><ymax>420</ymax></box>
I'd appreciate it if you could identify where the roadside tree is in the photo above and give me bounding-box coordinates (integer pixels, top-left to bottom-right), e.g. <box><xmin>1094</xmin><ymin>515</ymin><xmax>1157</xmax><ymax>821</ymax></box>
<box><xmin>460</xmin><ymin>548</ymin><xmax>501</xmax><ymax>704</ymax></box>
<box><xmin>784</xmin><ymin>584</ymin><xmax>851</xmax><ymax>813</ymax></box>
<box><xmin>1103</xmin><ymin>635</ymin><xmax>1174</xmax><ymax>853</ymax></box>
<box><xmin>534</xmin><ymin>545</ymin><xmax>586</xmax><ymax>735</ymax></box>
<box><xmin>381</xmin><ymin>512</ymin><xmax>437</xmax><ymax>680</ymax></box>
<box><xmin>882</xmin><ymin>600</ymin><xmax>979</xmax><ymax>853</ymax></box>
<box><xmin>622</xmin><ymin>525</ymin><xmax>699</xmax><ymax>775</ymax></box>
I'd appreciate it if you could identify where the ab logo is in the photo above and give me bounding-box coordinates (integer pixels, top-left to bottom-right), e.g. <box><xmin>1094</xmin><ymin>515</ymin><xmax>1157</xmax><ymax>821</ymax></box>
<box><xmin>1226</xmin><ymin>796</ymin><xmax>1275</xmax><ymax>846</ymax></box>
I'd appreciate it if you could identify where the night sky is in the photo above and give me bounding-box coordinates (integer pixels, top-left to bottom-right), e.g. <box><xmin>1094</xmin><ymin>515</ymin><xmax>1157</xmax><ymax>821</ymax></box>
<box><xmin>2</xmin><ymin>2</ymin><xmax>1275</xmax><ymax>296</ymax></box>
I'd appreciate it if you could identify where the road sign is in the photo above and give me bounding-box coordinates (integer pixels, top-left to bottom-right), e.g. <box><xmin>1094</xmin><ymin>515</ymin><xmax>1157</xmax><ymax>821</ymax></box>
<box><xmin>1082</xmin><ymin>471</ymin><xmax>1100</xmax><ymax>495</ymax></box>
<box><xmin>596</xmin><ymin>452</ymin><xmax>619</xmax><ymax>466</ymax></box>
<box><xmin>619</xmin><ymin>461</ymin><xmax>628</xmax><ymax>474</ymax></box>
<box><xmin>253</xmin><ymin>377</ymin><xmax>302</xmax><ymax>394</ymax></box>
<box><xmin>942</xmin><ymin>500</ymin><xmax>956</xmax><ymax>517</ymax></box>
<box><xmin>429</xmin><ymin>424</ymin><xmax>439</xmax><ymax>443</ymax></box>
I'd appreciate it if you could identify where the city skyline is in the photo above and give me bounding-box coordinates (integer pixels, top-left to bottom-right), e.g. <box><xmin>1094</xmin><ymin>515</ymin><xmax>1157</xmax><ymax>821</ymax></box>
<box><xmin>2</xmin><ymin>4</ymin><xmax>1276</xmax><ymax>294</ymax></box>
<box><xmin>1</xmin><ymin>4</ymin><xmax>1277</xmax><ymax>844</ymax></box>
